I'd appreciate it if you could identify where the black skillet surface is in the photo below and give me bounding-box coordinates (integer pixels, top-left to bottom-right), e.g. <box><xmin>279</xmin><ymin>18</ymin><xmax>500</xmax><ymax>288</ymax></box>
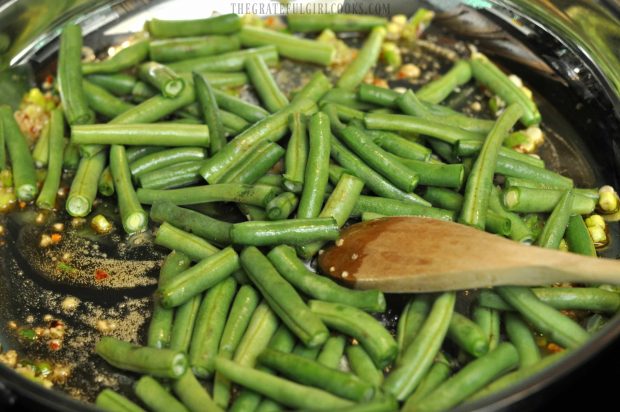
<box><xmin>1</xmin><ymin>1</ymin><xmax>620</xmax><ymax>411</ymax></box>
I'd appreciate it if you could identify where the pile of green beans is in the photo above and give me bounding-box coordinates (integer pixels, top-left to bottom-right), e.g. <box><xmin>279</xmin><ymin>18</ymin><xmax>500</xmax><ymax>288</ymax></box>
<box><xmin>1</xmin><ymin>11</ymin><xmax>616</xmax><ymax>412</ymax></box>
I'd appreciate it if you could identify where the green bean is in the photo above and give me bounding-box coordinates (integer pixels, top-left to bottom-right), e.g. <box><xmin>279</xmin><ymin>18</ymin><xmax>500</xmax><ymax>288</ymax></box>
<box><xmin>31</xmin><ymin>123</ymin><xmax>50</xmax><ymax>167</ymax></box>
<box><xmin>325</xmin><ymin>102</ymin><xmax>365</xmax><ymax>123</ymax></box>
<box><xmin>138</xmin><ymin>160</ymin><xmax>203</xmax><ymax>189</ymax></box>
<box><xmin>58</xmin><ymin>24</ymin><xmax>94</xmax><ymax>125</ymax></box>
<box><xmin>219</xmin><ymin>285</ymin><xmax>261</xmax><ymax>359</ymax></box>
<box><xmin>189</xmin><ymin>277</ymin><xmax>237</xmax><ymax>377</ymax></box>
<box><xmin>96</xmin><ymin>389</ymin><xmax>145</xmax><ymax>412</ymax></box>
<box><xmin>337</xmin><ymin>27</ymin><xmax>386</xmax><ymax>90</ymax></box>
<box><xmin>329</xmin><ymin>135</ymin><xmax>428</xmax><ymax>205</ymax></box>
<box><xmin>364</xmin><ymin>113</ymin><xmax>483</xmax><ymax>145</ymax></box>
<box><xmin>428</xmin><ymin>138</ymin><xmax>460</xmax><ymax>164</ymax></box>
<box><xmin>345</xmin><ymin>344</ymin><xmax>384</xmax><ymax>387</ymax></box>
<box><xmin>448</xmin><ymin>312</ymin><xmax>489</xmax><ymax>358</ymax></box>
<box><xmin>339</xmin><ymin>125</ymin><xmax>418</xmax><ymax>192</ymax></box>
<box><xmin>218</xmin><ymin>141</ymin><xmax>285</xmax><ymax>184</ymax></box>
<box><xmin>36</xmin><ymin>108</ymin><xmax>65</xmax><ymax>209</ymax></box>
<box><xmin>397</xmin><ymin>90</ymin><xmax>495</xmax><ymax>134</ymax></box>
<box><xmin>72</xmin><ymin>123</ymin><xmax>209</xmax><ymax>147</ymax></box>
<box><xmin>383</xmin><ymin>292</ymin><xmax>455</xmax><ymax>400</ymax></box>
<box><xmin>505</xmin><ymin>312</ymin><xmax>540</xmax><ymax>368</ymax></box>
<box><xmin>566</xmin><ymin>214</ymin><xmax>597</xmax><ymax>256</ymax></box>
<box><xmin>365</xmin><ymin>129</ymin><xmax>431</xmax><ymax>161</ymax></box>
<box><xmin>214</xmin><ymin>288</ymin><xmax>261</xmax><ymax>409</ymax></box>
<box><xmin>233</xmin><ymin>218</ymin><xmax>340</xmax><ymax>246</ymax></box>
<box><xmin>134</xmin><ymin>376</ymin><xmax>188</xmax><ymax>412</ymax></box>
<box><xmin>131</xmin><ymin>80</ymin><xmax>157</xmax><ymax>101</ymax></box>
<box><xmin>397</xmin><ymin>295</ymin><xmax>433</xmax><ymax>360</ymax></box>
<box><xmin>169</xmin><ymin>295</ymin><xmax>201</xmax><ymax>353</ymax></box>
<box><xmin>534</xmin><ymin>287</ymin><xmax>620</xmax><ymax>313</ymax></box>
<box><xmin>220</xmin><ymin>110</ymin><xmax>250</xmax><ymax>134</ymax></box>
<box><xmin>199</xmin><ymin>98</ymin><xmax>317</xmax><ymax>184</ymax></box>
<box><xmin>259</xmin><ymin>348</ymin><xmax>374</xmax><ymax>402</ymax></box>
<box><xmin>488</xmin><ymin>185</ymin><xmax>533</xmax><ymax>243</ymax></box>
<box><xmin>130</xmin><ymin>147</ymin><xmax>206</xmax><ymax>177</ymax></box>
<box><xmin>0</xmin><ymin>106</ymin><xmax>38</xmax><ymax>201</ymax></box>
<box><xmin>213</xmin><ymin>88</ymin><xmax>269</xmax><ymax>123</ymax></box>
<box><xmin>454</xmin><ymin>140</ymin><xmax>545</xmax><ymax>168</ymax></box>
<box><xmin>266</xmin><ymin>192</ymin><xmax>298</xmax><ymax>220</ymax></box>
<box><xmin>110</xmin><ymin>145</ymin><xmax>148</xmax><ymax>233</ymax></box>
<box><xmin>502</xmin><ymin>186</ymin><xmax>595</xmax><ymax>215</ymax></box>
<box><xmin>351</xmin><ymin>195</ymin><xmax>455</xmax><ymax>222</ymax></box>
<box><xmin>293</xmin><ymin>344</ymin><xmax>321</xmax><ymax>361</ymax></box>
<box><xmin>169</xmin><ymin>46</ymin><xmax>278</xmax><ymax>73</ymax></box>
<box><xmin>422</xmin><ymin>187</ymin><xmax>463</xmax><ymax>212</ymax></box>
<box><xmin>147</xmin><ymin>14</ymin><xmax>241</xmax><ymax>38</ymax></box>
<box><xmin>467</xmin><ymin>352</ymin><xmax>565</xmax><ymax>403</ymax></box>
<box><xmin>287</xmin><ymin>14</ymin><xmax>386</xmax><ymax>32</ymax></box>
<box><xmin>87</xmin><ymin>73</ymin><xmax>137</xmax><ymax>96</ymax></box>
<box><xmin>0</xmin><ymin>115</ymin><xmax>5</xmax><ymax>170</ymax></box>
<box><xmin>172</xmin><ymin>370</ymin><xmax>224</xmax><ymax>412</ymax></box>
<box><xmin>234</xmin><ymin>302</ymin><xmax>279</xmax><ymax>367</ymax></box>
<box><xmin>459</xmin><ymin>103</ymin><xmax>523</xmax><ymax>229</ymax></box>
<box><xmin>238</xmin><ymin>204</ymin><xmax>268</xmax><ymax>222</ymax></box>
<box><xmin>320</xmin><ymin>88</ymin><xmax>378</xmax><ymax>111</ymax></box>
<box><xmin>472</xmin><ymin>305</ymin><xmax>500</xmax><ymax>351</ymax></box>
<box><xmin>63</xmin><ymin>141</ymin><xmax>80</xmax><ymax>170</ymax></box>
<box><xmin>406</xmin><ymin>343</ymin><xmax>519</xmax><ymax>412</ymax></box>
<box><xmin>291</xmin><ymin>71</ymin><xmax>332</xmax><ymax>104</ymax></box>
<box><xmin>112</xmin><ymin>78</ymin><xmax>196</xmax><ymax>124</ymax></box>
<box><xmin>485</xmin><ymin>210</ymin><xmax>512</xmax><ymax>237</ymax></box>
<box><xmin>317</xmin><ymin>335</ymin><xmax>346</xmax><ymax>369</ymax></box>
<box><xmin>389</xmin><ymin>155</ymin><xmax>464</xmax><ymax>189</ymax></box>
<box><xmin>150</xmin><ymin>34</ymin><xmax>241</xmax><ymax>62</ymax></box>
<box><xmin>505</xmin><ymin>176</ymin><xmax>571</xmax><ymax>192</ymax></box>
<box><xmin>137</xmin><ymin>183</ymin><xmax>279</xmax><ymax>206</ymax></box>
<box><xmin>245</xmin><ymin>55</ymin><xmax>289</xmax><ymax>112</ymax></box>
<box><xmin>215</xmin><ymin>356</ymin><xmax>353</xmax><ymax>410</ymax></box>
<box><xmin>83</xmin><ymin>40</ymin><xmax>149</xmax><ymax>75</ymax></box>
<box><xmin>148</xmin><ymin>251</ymin><xmax>191</xmax><ymax>349</ymax></box>
<box><xmin>95</xmin><ymin>336</ymin><xmax>187</xmax><ymax>378</ymax></box>
<box><xmin>150</xmin><ymin>201</ymin><xmax>232</xmax><ymax>245</ymax></box>
<box><xmin>282</xmin><ymin>112</ymin><xmax>308</xmax><ymax>193</ymax></box>
<box><xmin>66</xmin><ymin>150</ymin><xmax>106</xmax><ymax>217</ymax></box>
<box><xmin>191</xmin><ymin>74</ymin><xmax>225</xmax><ymax>154</ymax></box>
<box><xmin>537</xmin><ymin>190</ymin><xmax>574</xmax><ymax>249</ymax></box>
<box><xmin>297</xmin><ymin>112</ymin><xmax>332</xmax><ymax>218</ymax></box>
<box><xmin>241</xmin><ymin>247</ymin><xmax>329</xmax><ymax>347</ymax></box>
<box><xmin>154</xmin><ymin>222</ymin><xmax>221</xmax><ymax>261</ymax></box>
<box><xmin>240</xmin><ymin>25</ymin><xmax>334</xmax><ymax>66</ymax></box>
<box><xmin>297</xmin><ymin>173</ymin><xmax>365</xmax><ymax>259</ymax></box>
<box><xmin>496</xmin><ymin>286</ymin><xmax>589</xmax><ymax>349</ymax></box>
<box><xmin>357</xmin><ymin>83</ymin><xmax>399</xmax><ymax>108</ymax></box>
<box><xmin>229</xmin><ymin>390</ymin><xmax>261</xmax><ymax>412</ymax></box>
<box><xmin>309</xmin><ymin>300</ymin><xmax>397</xmax><ymax>368</ymax></box>
<box><xmin>267</xmin><ymin>245</ymin><xmax>386</xmax><ymax>313</ymax></box>
<box><xmin>156</xmin><ymin>247</ymin><xmax>239</xmax><ymax>308</ymax></box>
<box><xmin>138</xmin><ymin>61</ymin><xmax>184</xmax><ymax>98</ymax></box>
<box><xmin>416</xmin><ymin>60</ymin><xmax>472</xmax><ymax>104</ymax></box>
<box><xmin>257</xmin><ymin>174</ymin><xmax>284</xmax><ymax>188</ymax></box>
<box><xmin>496</xmin><ymin>156</ymin><xmax>573</xmax><ymax>188</ymax></box>
<box><xmin>203</xmin><ymin>71</ymin><xmax>252</xmax><ymax>89</ymax></box>
<box><xmin>83</xmin><ymin>80</ymin><xmax>134</xmax><ymax>119</ymax></box>
<box><xmin>402</xmin><ymin>354</ymin><xmax>452</xmax><ymax>408</ymax></box>
<box><xmin>470</xmin><ymin>54</ymin><xmax>541</xmax><ymax>126</ymax></box>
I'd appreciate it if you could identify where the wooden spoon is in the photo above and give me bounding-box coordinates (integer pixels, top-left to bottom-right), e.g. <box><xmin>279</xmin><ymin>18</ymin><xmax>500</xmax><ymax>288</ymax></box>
<box><xmin>318</xmin><ymin>216</ymin><xmax>620</xmax><ymax>292</ymax></box>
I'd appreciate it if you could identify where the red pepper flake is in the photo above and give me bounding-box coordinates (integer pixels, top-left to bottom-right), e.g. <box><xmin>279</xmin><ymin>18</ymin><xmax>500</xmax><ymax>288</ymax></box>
<box><xmin>48</xmin><ymin>339</ymin><xmax>61</xmax><ymax>351</ymax></box>
<box><xmin>95</xmin><ymin>269</ymin><xmax>109</xmax><ymax>280</ymax></box>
